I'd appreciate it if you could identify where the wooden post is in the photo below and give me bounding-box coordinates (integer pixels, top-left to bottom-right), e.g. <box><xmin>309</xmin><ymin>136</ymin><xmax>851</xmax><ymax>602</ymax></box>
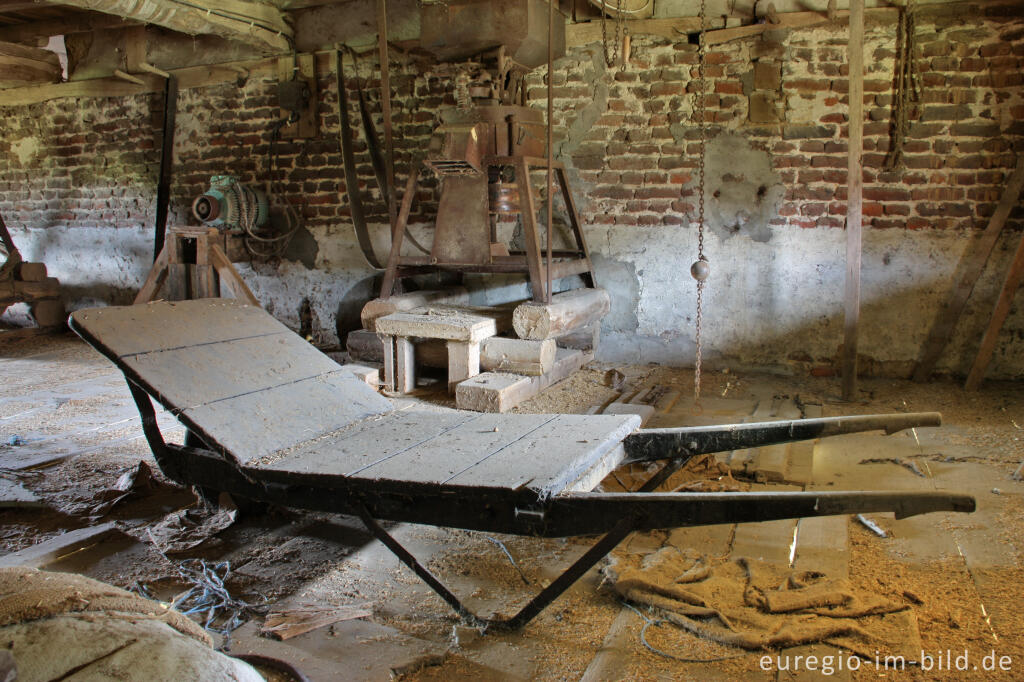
<box><xmin>377</xmin><ymin>0</ymin><xmax>397</xmax><ymax>231</ymax></box>
<box><xmin>546</xmin><ymin>0</ymin><xmax>554</xmax><ymax>304</ymax></box>
<box><xmin>154</xmin><ymin>75</ymin><xmax>177</xmax><ymax>262</ymax></box>
<box><xmin>841</xmin><ymin>0</ymin><xmax>864</xmax><ymax>402</ymax></box>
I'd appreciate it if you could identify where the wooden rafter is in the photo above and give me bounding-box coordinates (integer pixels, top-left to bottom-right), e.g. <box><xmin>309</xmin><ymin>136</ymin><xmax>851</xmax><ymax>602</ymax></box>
<box><xmin>0</xmin><ymin>38</ymin><xmax>59</xmax><ymax>88</ymax></box>
<box><xmin>53</xmin><ymin>0</ymin><xmax>292</xmax><ymax>54</ymax></box>
<box><xmin>0</xmin><ymin>13</ymin><xmax>139</xmax><ymax>44</ymax></box>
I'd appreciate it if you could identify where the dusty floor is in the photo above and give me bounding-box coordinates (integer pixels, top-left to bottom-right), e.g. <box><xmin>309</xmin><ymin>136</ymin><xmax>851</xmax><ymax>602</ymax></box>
<box><xmin>1</xmin><ymin>332</ymin><xmax>1022</xmax><ymax>680</ymax></box>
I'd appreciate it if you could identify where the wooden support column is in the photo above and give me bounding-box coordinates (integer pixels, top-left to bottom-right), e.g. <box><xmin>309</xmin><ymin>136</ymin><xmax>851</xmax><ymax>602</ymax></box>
<box><xmin>841</xmin><ymin>0</ymin><xmax>864</xmax><ymax>402</ymax></box>
<box><xmin>446</xmin><ymin>340</ymin><xmax>481</xmax><ymax>393</ymax></box>
<box><xmin>380</xmin><ymin>334</ymin><xmax>397</xmax><ymax>392</ymax></box>
<box><xmin>395</xmin><ymin>336</ymin><xmax>416</xmax><ymax>393</ymax></box>
<box><xmin>154</xmin><ymin>74</ymin><xmax>177</xmax><ymax>261</ymax></box>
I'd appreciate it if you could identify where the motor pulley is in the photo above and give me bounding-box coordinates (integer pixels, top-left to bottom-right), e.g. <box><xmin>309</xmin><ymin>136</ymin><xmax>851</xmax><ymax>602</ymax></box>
<box><xmin>191</xmin><ymin>175</ymin><xmax>269</xmax><ymax>232</ymax></box>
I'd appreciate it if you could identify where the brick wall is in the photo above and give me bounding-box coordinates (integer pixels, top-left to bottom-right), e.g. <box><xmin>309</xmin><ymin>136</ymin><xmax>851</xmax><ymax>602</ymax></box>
<box><xmin>536</xmin><ymin>10</ymin><xmax>1024</xmax><ymax>234</ymax></box>
<box><xmin>1</xmin><ymin>7</ymin><xmax>1023</xmax><ymax>377</ymax></box>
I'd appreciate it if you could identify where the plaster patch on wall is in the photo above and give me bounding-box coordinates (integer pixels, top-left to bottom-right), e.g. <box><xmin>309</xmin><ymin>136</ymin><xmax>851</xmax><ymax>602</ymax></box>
<box><xmin>591</xmin><ymin>254</ymin><xmax>639</xmax><ymax>333</ymax></box>
<box><xmin>11</xmin><ymin>137</ymin><xmax>39</xmax><ymax>166</ymax></box>
<box><xmin>699</xmin><ymin>133</ymin><xmax>785</xmax><ymax>243</ymax></box>
<box><xmin>555</xmin><ymin>48</ymin><xmax>609</xmax><ymax>158</ymax></box>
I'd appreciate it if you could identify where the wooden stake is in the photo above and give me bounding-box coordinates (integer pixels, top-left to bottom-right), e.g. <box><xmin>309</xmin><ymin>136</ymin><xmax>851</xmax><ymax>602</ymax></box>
<box><xmin>841</xmin><ymin>0</ymin><xmax>864</xmax><ymax>401</ymax></box>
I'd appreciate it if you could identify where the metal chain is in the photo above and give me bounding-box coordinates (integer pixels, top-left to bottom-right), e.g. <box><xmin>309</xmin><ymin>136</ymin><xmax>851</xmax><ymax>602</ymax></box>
<box><xmin>885</xmin><ymin>0</ymin><xmax>918</xmax><ymax>171</ymax></box>
<box><xmin>614</xmin><ymin>0</ymin><xmax>622</xmax><ymax>72</ymax></box>
<box><xmin>601</xmin><ymin>0</ymin><xmax>626</xmax><ymax>69</ymax></box>
<box><xmin>693</xmin><ymin>0</ymin><xmax>708</xmax><ymax>404</ymax></box>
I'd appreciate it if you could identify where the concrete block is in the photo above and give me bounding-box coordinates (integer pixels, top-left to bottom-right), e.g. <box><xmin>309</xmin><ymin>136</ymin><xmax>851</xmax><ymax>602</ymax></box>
<box><xmin>340</xmin><ymin>363</ymin><xmax>381</xmax><ymax>387</ymax></box>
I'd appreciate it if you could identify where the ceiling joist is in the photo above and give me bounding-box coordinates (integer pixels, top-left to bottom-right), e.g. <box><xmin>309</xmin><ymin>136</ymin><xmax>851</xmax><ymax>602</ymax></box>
<box><xmin>54</xmin><ymin>0</ymin><xmax>292</xmax><ymax>54</ymax></box>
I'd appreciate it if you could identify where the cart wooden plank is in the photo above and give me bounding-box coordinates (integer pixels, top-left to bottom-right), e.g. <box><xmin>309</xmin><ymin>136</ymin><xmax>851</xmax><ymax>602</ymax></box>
<box><xmin>445</xmin><ymin>413</ymin><xmax>641</xmax><ymax>495</ymax></box>
<box><xmin>71</xmin><ymin>299</ymin><xmax>288</xmax><ymax>357</ymax></box>
<box><xmin>180</xmin><ymin>372</ymin><xmax>394</xmax><ymax>465</ymax></box>
<box><xmin>355</xmin><ymin>412</ymin><xmax>560</xmax><ymax>484</ymax></box>
<box><xmin>124</xmin><ymin>334</ymin><xmax>342</xmax><ymax>408</ymax></box>
<box><xmin>260</xmin><ymin>411</ymin><xmax>480</xmax><ymax>475</ymax></box>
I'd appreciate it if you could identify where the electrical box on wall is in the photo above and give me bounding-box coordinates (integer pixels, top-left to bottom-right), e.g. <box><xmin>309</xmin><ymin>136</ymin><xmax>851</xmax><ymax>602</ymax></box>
<box><xmin>277</xmin><ymin>53</ymin><xmax>318</xmax><ymax>138</ymax></box>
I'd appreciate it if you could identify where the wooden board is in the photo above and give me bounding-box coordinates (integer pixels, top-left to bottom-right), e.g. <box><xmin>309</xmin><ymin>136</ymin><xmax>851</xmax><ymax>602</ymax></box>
<box><xmin>0</xmin><ymin>523</ymin><xmax>120</xmax><ymax>568</ymax></box>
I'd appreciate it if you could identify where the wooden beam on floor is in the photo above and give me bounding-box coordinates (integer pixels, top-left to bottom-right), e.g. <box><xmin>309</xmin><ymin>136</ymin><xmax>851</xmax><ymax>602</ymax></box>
<box><xmin>841</xmin><ymin>0</ymin><xmax>864</xmax><ymax>402</ymax></box>
<box><xmin>54</xmin><ymin>0</ymin><xmax>292</xmax><ymax>53</ymax></box>
<box><xmin>914</xmin><ymin>156</ymin><xmax>1024</xmax><ymax>382</ymax></box>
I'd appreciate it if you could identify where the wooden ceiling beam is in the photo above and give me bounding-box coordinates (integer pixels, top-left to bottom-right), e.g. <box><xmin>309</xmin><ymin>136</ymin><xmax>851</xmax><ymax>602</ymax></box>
<box><xmin>54</xmin><ymin>0</ymin><xmax>292</xmax><ymax>54</ymax></box>
<box><xmin>0</xmin><ymin>38</ymin><xmax>59</xmax><ymax>87</ymax></box>
<box><xmin>0</xmin><ymin>13</ymin><xmax>139</xmax><ymax>43</ymax></box>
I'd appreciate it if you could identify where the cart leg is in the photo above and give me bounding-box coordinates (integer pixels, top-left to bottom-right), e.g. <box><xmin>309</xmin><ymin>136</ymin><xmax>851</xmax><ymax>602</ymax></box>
<box><xmin>356</xmin><ymin>507</ymin><xmax>635</xmax><ymax>631</ymax></box>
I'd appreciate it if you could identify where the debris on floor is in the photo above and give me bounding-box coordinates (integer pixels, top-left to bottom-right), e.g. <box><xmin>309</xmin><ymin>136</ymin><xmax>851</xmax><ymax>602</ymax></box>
<box><xmin>607</xmin><ymin>546</ymin><xmax>921</xmax><ymax>660</ymax></box>
<box><xmin>261</xmin><ymin>604</ymin><xmax>373</xmax><ymax>640</ymax></box>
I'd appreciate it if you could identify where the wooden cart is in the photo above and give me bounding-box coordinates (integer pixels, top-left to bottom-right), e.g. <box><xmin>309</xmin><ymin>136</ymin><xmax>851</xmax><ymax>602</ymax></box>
<box><xmin>69</xmin><ymin>300</ymin><xmax>974</xmax><ymax>630</ymax></box>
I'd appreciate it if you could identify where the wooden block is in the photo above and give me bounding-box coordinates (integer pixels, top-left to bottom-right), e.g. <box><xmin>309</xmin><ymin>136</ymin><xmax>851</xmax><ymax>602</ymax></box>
<box><xmin>601</xmin><ymin>402</ymin><xmax>656</xmax><ymax>426</ymax></box>
<box><xmin>346</xmin><ymin>328</ymin><xmax>384</xmax><ymax>363</ymax></box>
<box><xmin>456</xmin><ymin>348</ymin><xmax>587</xmax><ymax>412</ymax></box>
<box><xmin>480</xmin><ymin>337</ymin><xmax>555</xmax><ymax>375</ymax></box>
<box><xmin>376</xmin><ymin>311</ymin><xmax>498</xmax><ymax>343</ymax></box>
<box><xmin>340</xmin><ymin>363</ymin><xmax>381</xmax><ymax>387</ymax></box>
<box><xmin>555</xmin><ymin>323</ymin><xmax>600</xmax><ymax>352</ymax></box>
<box><xmin>513</xmin><ymin>287</ymin><xmax>610</xmax><ymax>340</ymax></box>
<box><xmin>29</xmin><ymin>298</ymin><xmax>65</xmax><ymax>327</ymax></box>
<box><xmin>456</xmin><ymin>373</ymin><xmax>530</xmax><ymax>413</ymax></box>
<box><xmin>14</xmin><ymin>262</ymin><xmax>46</xmax><ymax>282</ymax></box>
<box><xmin>446</xmin><ymin>340</ymin><xmax>480</xmax><ymax>391</ymax></box>
<box><xmin>13</xmin><ymin>276</ymin><xmax>59</xmax><ymax>300</ymax></box>
<box><xmin>360</xmin><ymin>287</ymin><xmax>469</xmax><ymax>331</ymax></box>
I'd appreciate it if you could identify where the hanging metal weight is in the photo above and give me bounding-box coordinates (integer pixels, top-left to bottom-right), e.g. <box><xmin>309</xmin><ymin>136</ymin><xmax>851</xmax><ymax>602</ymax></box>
<box><xmin>690</xmin><ymin>258</ymin><xmax>710</xmax><ymax>281</ymax></box>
